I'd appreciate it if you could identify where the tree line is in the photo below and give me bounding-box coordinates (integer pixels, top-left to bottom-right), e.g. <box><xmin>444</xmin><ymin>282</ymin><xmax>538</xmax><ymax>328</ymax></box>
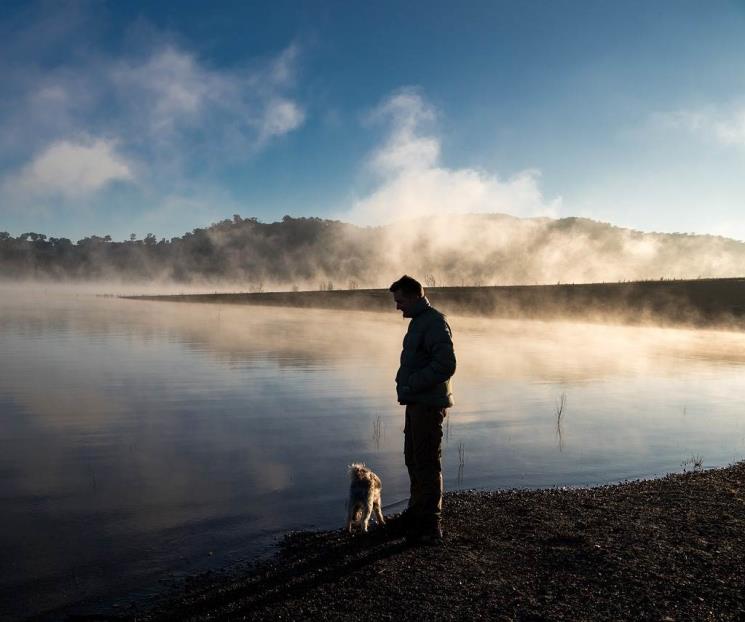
<box><xmin>2</xmin><ymin>213</ymin><xmax>744</xmax><ymax>286</ymax></box>
<box><xmin>0</xmin><ymin>215</ymin><xmax>384</xmax><ymax>284</ymax></box>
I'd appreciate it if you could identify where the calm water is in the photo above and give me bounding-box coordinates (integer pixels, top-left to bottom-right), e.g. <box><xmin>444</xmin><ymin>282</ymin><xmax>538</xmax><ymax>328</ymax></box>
<box><xmin>2</xmin><ymin>291</ymin><xmax>745</xmax><ymax>619</ymax></box>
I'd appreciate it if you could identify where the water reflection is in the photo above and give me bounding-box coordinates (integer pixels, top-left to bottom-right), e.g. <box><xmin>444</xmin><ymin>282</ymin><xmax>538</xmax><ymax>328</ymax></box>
<box><xmin>0</xmin><ymin>291</ymin><xmax>744</xmax><ymax>618</ymax></box>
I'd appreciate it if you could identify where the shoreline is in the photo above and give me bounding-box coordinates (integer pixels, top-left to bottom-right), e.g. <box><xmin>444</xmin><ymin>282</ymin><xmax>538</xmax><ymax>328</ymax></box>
<box><xmin>122</xmin><ymin>277</ymin><xmax>745</xmax><ymax>330</ymax></box>
<box><xmin>124</xmin><ymin>462</ymin><xmax>745</xmax><ymax>621</ymax></box>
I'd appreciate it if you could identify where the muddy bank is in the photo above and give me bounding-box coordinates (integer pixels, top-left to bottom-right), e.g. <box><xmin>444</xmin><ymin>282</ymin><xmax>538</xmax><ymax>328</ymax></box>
<box><xmin>124</xmin><ymin>277</ymin><xmax>745</xmax><ymax>329</ymax></box>
<box><xmin>127</xmin><ymin>462</ymin><xmax>745</xmax><ymax>621</ymax></box>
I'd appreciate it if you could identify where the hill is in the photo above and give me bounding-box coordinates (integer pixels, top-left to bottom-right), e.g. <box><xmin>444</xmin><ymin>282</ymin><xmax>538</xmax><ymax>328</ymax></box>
<box><xmin>2</xmin><ymin>213</ymin><xmax>744</xmax><ymax>286</ymax></box>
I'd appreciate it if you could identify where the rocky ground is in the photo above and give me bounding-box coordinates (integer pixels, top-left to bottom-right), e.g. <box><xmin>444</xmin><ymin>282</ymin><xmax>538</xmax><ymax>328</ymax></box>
<box><xmin>97</xmin><ymin>462</ymin><xmax>745</xmax><ymax>621</ymax></box>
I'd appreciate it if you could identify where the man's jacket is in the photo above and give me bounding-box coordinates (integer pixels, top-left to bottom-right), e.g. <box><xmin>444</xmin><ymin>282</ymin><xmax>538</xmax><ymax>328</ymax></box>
<box><xmin>395</xmin><ymin>297</ymin><xmax>456</xmax><ymax>408</ymax></box>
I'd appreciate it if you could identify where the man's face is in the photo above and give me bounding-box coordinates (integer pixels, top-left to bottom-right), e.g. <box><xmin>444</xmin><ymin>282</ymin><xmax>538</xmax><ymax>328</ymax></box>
<box><xmin>392</xmin><ymin>289</ymin><xmax>419</xmax><ymax>318</ymax></box>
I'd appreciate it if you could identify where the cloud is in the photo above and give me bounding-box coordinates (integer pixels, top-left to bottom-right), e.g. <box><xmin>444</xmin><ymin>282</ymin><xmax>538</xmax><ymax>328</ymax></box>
<box><xmin>710</xmin><ymin>110</ymin><xmax>745</xmax><ymax>146</ymax></box>
<box><xmin>268</xmin><ymin>44</ymin><xmax>299</xmax><ymax>85</ymax></box>
<box><xmin>654</xmin><ymin>104</ymin><xmax>745</xmax><ymax>147</ymax></box>
<box><xmin>0</xmin><ymin>27</ymin><xmax>305</xmax><ymax>214</ymax></box>
<box><xmin>111</xmin><ymin>43</ymin><xmax>305</xmax><ymax>150</ymax></box>
<box><xmin>4</xmin><ymin>138</ymin><xmax>133</xmax><ymax>199</ymax></box>
<box><xmin>259</xmin><ymin>98</ymin><xmax>305</xmax><ymax>142</ymax></box>
<box><xmin>367</xmin><ymin>90</ymin><xmax>438</xmax><ymax>173</ymax></box>
<box><xmin>345</xmin><ymin>89</ymin><xmax>560</xmax><ymax>225</ymax></box>
<box><xmin>112</xmin><ymin>46</ymin><xmax>217</xmax><ymax>135</ymax></box>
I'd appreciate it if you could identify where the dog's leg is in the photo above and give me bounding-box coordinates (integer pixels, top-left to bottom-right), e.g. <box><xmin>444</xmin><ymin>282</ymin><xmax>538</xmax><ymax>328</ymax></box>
<box><xmin>346</xmin><ymin>504</ymin><xmax>355</xmax><ymax>533</ymax></box>
<box><xmin>374</xmin><ymin>498</ymin><xmax>385</xmax><ymax>525</ymax></box>
<box><xmin>362</xmin><ymin>503</ymin><xmax>374</xmax><ymax>532</ymax></box>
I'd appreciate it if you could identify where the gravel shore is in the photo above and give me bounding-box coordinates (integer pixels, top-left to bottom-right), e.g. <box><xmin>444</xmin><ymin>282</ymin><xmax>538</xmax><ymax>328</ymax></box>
<box><xmin>130</xmin><ymin>462</ymin><xmax>745</xmax><ymax>621</ymax></box>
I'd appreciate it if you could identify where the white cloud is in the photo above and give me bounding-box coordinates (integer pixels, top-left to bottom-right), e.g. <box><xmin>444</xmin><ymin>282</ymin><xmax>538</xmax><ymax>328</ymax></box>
<box><xmin>655</xmin><ymin>104</ymin><xmax>745</xmax><ymax>147</ymax></box>
<box><xmin>32</xmin><ymin>85</ymin><xmax>69</xmax><ymax>106</ymax></box>
<box><xmin>345</xmin><ymin>89</ymin><xmax>560</xmax><ymax>225</ymax></box>
<box><xmin>0</xmin><ymin>37</ymin><xmax>306</xmax><ymax>214</ymax></box>
<box><xmin>111</xmin><ymin>44</ymin><xmax>305</xmax><ymax>147</ymax></box>
<box><xmin>267</xmin><ymin>44</ymin><xmax>300</xmax><ymax>87</ymax></box>
<box><xmin>713</xmin><ymin>110</ymin><xmax>745</xmax><ymax>145</ymax></box>
<box><xmin>259</xmin><ymin>98</ymin><xmax>305</xmax><ymax>142</ymax></box>
<box><xmin>5</xmin><ymin>138</ymin><xmax>133</xmax><ymax>199</ymax></box>
<box><xmin>2</xmin><ymin>40</ymin><xmax>305</xmax><ymax>168</ymax></box>
<box><xmin>113</xmin><ymin>46</ymin><xmax>232</xmax><ymax>136</ymax></box>
<box><xmin>368</xmin><ymin>90</ymin><xmax>438</xmax><ymax>174</ymax></box>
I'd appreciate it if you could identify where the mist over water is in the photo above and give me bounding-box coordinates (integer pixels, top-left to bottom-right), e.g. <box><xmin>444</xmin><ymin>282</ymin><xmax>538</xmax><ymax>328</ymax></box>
<box><xmin>1</xmin><ymin>290</ymin><xmax>745</xmax><ymax>618</ymax></box>
<box><xmin>4</xmin><ymin>213</ymin><xmax>745</xmax><ymax>289</ymax></box>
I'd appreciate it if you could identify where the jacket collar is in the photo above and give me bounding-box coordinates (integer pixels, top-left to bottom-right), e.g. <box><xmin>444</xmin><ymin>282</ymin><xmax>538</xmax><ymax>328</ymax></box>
<box><xmin>410</xmin><ymin>296</ymin><xmax>431</xmax><ymax>318</ymax></box>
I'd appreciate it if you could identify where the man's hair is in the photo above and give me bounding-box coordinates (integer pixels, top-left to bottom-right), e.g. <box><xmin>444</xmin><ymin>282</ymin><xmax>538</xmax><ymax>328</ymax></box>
<box><xmin>389</xmin><ymin>275</ymin><xmax>424</xmax><ymax>297</ymax></box>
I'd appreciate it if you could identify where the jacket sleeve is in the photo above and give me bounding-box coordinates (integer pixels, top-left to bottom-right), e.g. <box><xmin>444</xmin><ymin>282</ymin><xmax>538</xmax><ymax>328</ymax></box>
<box><xmin>406</xmin><ymin>317</ymin><xmax>456</xmax><ymax>392</ymax></box>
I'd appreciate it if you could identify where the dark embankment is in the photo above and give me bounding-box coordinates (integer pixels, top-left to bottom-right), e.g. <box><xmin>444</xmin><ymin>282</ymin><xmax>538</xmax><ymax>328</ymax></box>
<box><xmin>125</xmin><ymin>277</ymin><xmax>745</xmax><ymax>328</ymax></box>
<box><xmin>130</xmin><ymin>462</ymin><xmax>745</xmax><ymax>621</ymax></box>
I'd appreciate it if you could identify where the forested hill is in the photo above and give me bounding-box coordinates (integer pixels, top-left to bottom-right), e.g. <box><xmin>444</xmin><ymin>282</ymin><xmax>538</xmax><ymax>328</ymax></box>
<box><xmin>1</xmin><ymin>213</ymin><xmax>744</xmax><ymax>287</ymax></box>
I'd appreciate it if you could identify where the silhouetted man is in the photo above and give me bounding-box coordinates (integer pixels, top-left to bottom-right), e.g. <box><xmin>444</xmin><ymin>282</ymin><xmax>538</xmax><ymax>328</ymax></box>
<box><xmin>389</xmin><ymin>275</ymin><xmax>456</xmax><ymax>545</ymax></box>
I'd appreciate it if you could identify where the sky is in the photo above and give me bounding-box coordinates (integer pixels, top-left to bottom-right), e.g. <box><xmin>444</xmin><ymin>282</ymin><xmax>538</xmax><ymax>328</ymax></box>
<box><xmin>1</xmin><ymin>0</ymin><xmax>744</xmax><ymax>242</ymax></box>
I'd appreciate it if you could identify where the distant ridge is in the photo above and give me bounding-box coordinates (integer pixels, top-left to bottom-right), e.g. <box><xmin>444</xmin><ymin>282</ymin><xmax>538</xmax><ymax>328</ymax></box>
<box><xmin>1</xmin><ymin>213</ymin><xmax>744</xmax><ymax>286</ymax></box>
<box><xmin>125</xmin><ymin>277</ymin><xmax>745</xmax><ymax>329</ymax></box>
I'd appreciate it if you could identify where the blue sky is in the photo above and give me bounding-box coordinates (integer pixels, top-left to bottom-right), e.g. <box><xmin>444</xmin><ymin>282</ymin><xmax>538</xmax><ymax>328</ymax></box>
<box><xmin>1</xmin><ymin>0</ymin><xmax>744</xmax><ymax>242</ymax></box>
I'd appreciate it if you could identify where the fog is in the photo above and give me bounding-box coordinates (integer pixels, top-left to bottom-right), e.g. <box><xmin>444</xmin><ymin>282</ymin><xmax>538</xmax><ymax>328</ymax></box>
<box><xmin>6</xmin><ymin>288</ymin><xmax>745</xmax><ymax>383</ymax></box>
<box><xmin>370</xmin><ymin>213</ymin><xmax>745</xmax><ymax>286</ymax></box>
<box><xmin>3</xmin><ymin>212</ymin><xmax>745</xmax><ymax>291</ymax></box>
<box><xmin>3</xmin><ymin>293</ymin><xmax>745</xmax><ymax>492</ymax></box>
<box><xmin>201</xmin><ymin>213</ymin><xmax>745</xmax><ymax>289</ymax></box>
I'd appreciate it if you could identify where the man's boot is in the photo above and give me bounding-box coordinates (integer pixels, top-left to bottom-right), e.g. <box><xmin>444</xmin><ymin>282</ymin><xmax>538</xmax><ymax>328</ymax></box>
<box><xmin>383</xmin><ymin>509</ymin><xmax>413</xmax><ymax>539</ymax></box>
<box><xmin>410</xmin><ymin>517</ymin><xmax>443</xmax><ymax>546</ymax></box>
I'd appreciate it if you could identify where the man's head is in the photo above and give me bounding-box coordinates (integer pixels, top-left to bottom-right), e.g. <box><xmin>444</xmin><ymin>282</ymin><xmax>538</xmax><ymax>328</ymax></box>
<box><xmin>389</xmin><ymin>275</ymin><xmax>424</xmax><ymax>318</ymax></box>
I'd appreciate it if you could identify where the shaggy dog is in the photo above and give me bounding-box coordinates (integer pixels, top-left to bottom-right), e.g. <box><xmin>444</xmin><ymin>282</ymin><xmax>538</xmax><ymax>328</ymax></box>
<box><xmin>346</xmin><ymin>463</ymin><xmax>385</xmax><ymax>533</ymax></box>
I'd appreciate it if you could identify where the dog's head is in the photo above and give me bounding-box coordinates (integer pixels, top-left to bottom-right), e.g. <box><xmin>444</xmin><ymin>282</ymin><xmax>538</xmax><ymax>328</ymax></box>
<box><xmin>348</xmin><ymin>462</ymin><xmax>370</xmax><ymax>482</ymax></box>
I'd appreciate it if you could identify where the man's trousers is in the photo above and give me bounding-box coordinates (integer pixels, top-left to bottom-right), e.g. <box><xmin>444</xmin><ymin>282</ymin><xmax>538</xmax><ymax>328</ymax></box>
<box><xmin>404</xmin><ymin>402</ymin><xmax>446</xmax><ymax>532</ymax></box>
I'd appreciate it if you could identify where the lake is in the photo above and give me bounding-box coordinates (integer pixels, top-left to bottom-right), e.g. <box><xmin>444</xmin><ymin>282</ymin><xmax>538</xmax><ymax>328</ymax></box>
<box><xmin>1</xmin><ymin>289</ymin><xmax>744</xmax><ymax>619</ymax></box>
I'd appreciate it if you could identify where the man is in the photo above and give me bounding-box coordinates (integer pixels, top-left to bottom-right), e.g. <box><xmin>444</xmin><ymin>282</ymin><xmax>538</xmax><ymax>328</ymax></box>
<box><xmin>389</xmin><ymin>275</ymin><xmax>456</xmax><ymax>545</ymax></box>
